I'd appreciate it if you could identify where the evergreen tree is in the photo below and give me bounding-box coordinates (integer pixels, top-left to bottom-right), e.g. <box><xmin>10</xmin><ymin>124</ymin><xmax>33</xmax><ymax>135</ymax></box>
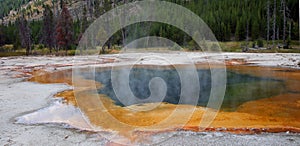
<box><xmin>272</xmin><ymin>0</ymin><xmax>277</xmax><ymax>46</ymax></box>
<box><xmin>103</xmin><ymin>0</ymin><xmax>112</xmax><ymax>50</ymax></box>
<box><xmin>17</xmin><ymin>15</ymin><xmax>31</xmax><ymax>55</ymax></box>
<box><xmin>42</xmin><ymin>5</ymin><xmax>55</xmax><ymax>53</ymax></box>
<box><xmin>81</xmin><ymin>5</ymin><xmax>88</xmax><ymax>32</ymax></box>
<box><xmin>94</xmin><ymin>0</ymin><xmax>104</xmax><ymax>18</ymax></box>
<box><xmin>235</xmin><ymin>20</ymin><xmax>242</xmax><ymax>41</ymax></box>
<box><xmin>266</xmin><ymin>0</ymin><xmax>271</xmax><ymax>47</ymax></box>
<box><xmin>251</xmin><ymin>20</ymin><xmax>259</xmax><ymax>40</ymax></box>
<box><xmin>55</xmin><ymin>4</ymin><xmax>73</xmax><ymax>55</ymax></box>
<box><xmin>0</xmin><ymin>24</ymin><xmax>4</xmax><ymax>46</ymax></box>
<box><xmin>1</xmin><ymin>0</ymin><xmax>299</xmax><ymax>50</ymax></box>
<box><xmin>281</xmin><ymin>0</ymin><xmax>287</xmax><ymax>44</ymax></box>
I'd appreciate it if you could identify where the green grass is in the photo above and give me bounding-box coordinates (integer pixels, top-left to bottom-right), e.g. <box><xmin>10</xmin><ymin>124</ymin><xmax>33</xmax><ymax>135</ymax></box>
<box><xmin>0</xmin><ymin>40</ymin><xmax>299</xmax><ymax>57</ymax></box>
<box><xmin>247</xmin><ymin>48</ymin><xmax>300</xmax><ymax>53</ymax></box>
<box><xmin>219</xmin><ymin>40</ymin><xmax>300</xmax><ymax>53</ymax></box>
<box><xmin>0</xmin><ymin>52</ymin><xmax>26</xmax><ymax>57</ymax></box>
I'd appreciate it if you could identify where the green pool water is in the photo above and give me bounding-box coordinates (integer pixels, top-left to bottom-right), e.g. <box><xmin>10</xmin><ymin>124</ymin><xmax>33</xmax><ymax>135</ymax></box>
<box><xmin>81</xmin><ymin>67</ymin><xmax>287</xmax><ymax>111</ymax></box>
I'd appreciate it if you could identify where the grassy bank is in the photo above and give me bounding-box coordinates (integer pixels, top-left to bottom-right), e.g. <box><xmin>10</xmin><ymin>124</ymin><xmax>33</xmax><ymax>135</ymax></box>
<box><xmin>0</xmin><ymin>40</ymin><xmax>299</xmax><ymax>57</ymax></box>
<box><xmin>0</xmin><ymin>52</ymin><xmax>26</xmax><ymax>57</ymax></box>
<box><xmin>220</xmin><ymin>40</ymin><xmax>300</xmax><ymax>52</ymax></box>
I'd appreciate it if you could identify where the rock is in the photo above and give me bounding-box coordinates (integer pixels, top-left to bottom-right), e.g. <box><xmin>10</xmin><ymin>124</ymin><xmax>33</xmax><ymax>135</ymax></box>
<box><xmin>64</xmin><ymin>135</ymin><xmax>69</xmax><ymax>139</ymax></box>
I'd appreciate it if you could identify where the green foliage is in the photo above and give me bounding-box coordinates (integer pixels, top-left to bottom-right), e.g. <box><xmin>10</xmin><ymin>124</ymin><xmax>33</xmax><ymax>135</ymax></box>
<box><xmin>251</xmin><ymin>20</ymin><xmax>259</xmax><ymax>40</ymax></box>
<box><xmin>0</xmin><ymin>52</ymin><xmax>26</xmax><ymax>57</ymax></box>
<box><xmin>170</xmin><ymin>44</ymin><xmax>181</xmax><ymax>51</ymax></box>
<box><xmin>210</xmin><ymin>44</ymin><xmax>219</xmax><ymax>51</ymax></box>
<box><xmin>0</xmin><ymin>0</ymin><xmax>30</xmax><ymax>18</ymax></box>
<box><xmin>187</xmin><ymin>40</ymin><xmax>199</xmax><ymax>51</ymax></box>
<box><xmin>30</xmin><ymin>20</ymin><xmax>42</xmax><ymax>44</ymax></box>
<box><xmin>0</xmin><ymin>0</ymin><xmax>299</xmax><ymax>55</ymax></box>
<box><xmin>252</xmin><ymin>41</ymin><xmax>256</xmax><ymax>48</ymax></box>
<box><xmin>257</xmin><ymin>39</ymin><xmax>264</xmax><ymax>47</ymax></box>
<box><xmin>235</xmin><ymin>20</ymin><xmax>242</xmax><ymax>41</ymax></box>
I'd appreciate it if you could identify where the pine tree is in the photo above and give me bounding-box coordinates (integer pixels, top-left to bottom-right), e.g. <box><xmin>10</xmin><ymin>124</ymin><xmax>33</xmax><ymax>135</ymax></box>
<box><xmin>86</xmin><ymin>0</ymin><xmax>94</xmax><ymax>20</ymax></box>
<box><xmin>55</xmin><ymin>4</ymin><xmax>73</xmax><ymax>55</ymax></box>
<box><xmin>266</xmin><ymin>0</ymin><xmax>270</xmax><ymax>48</ymax></box>
<box><xmin>103</xmin><ymin>0</ymin><xmax>112</xmax><ymax>50</ymax></box>
<box><xmin>281</xmin><ymin>0</ymin><xmax>287</xmax><ymax>44</ymax></box>
<box><xmin>272</xmin><ymin>0</ymin><xmax>277</xmax><ymax>46</ymax></box>
<box><xmin>235</xmin><ymin>20</ymin><xmax>241</xmax><ymax>41</ymax></box>
<box><xmin>251</xmin><ymin>20</ymin><xmax>259</xmax><ymax>40</ymax></box>
<box><xmin>42</xmin><ymin>5</ymin><xmax>55</xmax><ymax>53</ymax></box>
<box><xmin>94</xmin><ymin>0</ymin><xmax>103</xmax><ymax>18</ymax></box>
<box><xmin>226</xmin><ymin>24</ymin><xmax>231</xmax><ymax>41</ymax></box>
<box><xmin>81</xmin><ymin>5</ymin><xmax>88</xmax><ymax>32</ymax></box>
<box><xmin>17</xmin><ymin>15</ymin><xmax>31</xmax><ymax>55</ymax></box>
<box><xmin>0</xmin><ymin>24</ymin><xmax>4</xmax><ymax>46</ymax></box>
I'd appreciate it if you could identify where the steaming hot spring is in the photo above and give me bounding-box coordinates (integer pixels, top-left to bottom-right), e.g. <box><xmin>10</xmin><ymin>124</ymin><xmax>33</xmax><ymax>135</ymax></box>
<box><xmin>14</xmin><ymin>53</ymin><xmax>300</xmax><ymax>144</ymax></box>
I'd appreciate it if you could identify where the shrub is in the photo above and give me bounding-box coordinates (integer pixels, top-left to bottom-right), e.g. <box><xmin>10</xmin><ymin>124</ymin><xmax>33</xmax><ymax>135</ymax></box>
<box><xmin>252</xmin><ymin>42</ymin><xmax>256</xmax><ymax>48</ymax></box>
<box><xmin>257</xmin><ymin>39</ymin><xmax>264</xmax><ymax>47</ymax></box>
<box><xmin>210</xmin><ymin>44</ymin><xmax>219</xmax><ymax>51</ymax></box>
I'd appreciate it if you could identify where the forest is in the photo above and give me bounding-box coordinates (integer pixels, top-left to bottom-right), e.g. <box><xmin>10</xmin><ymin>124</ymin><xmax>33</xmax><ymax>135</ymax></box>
<box><xmin>0</xmin><ymin>0</ymin><xmax>299</xmax><ymax>55</ymax></box>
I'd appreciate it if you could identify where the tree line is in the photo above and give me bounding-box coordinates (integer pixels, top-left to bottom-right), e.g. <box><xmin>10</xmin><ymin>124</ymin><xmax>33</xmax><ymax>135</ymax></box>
<box><xmin>0</xmin><ymin>0</ymin><xmax>299</xmax><ymax>55</ymax></box>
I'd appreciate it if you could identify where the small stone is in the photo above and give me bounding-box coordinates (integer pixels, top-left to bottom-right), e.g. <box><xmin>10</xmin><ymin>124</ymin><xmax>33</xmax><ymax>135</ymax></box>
<box><xmin>64</xmin><ymin>135</ymin><xmax>69</xmax><ymax>139</ymax></box>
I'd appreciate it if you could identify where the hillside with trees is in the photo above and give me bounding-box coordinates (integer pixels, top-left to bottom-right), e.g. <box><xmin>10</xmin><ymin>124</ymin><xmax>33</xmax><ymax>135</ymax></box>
<box><xmin>0</xmin><ymin>0</ymin><xmax>299</xmax><ymax>55</ymax></box>
<box><xmin>0</xmin><ymin>0</ymin><xmax>31</xmax><ymax>18</ymax></box>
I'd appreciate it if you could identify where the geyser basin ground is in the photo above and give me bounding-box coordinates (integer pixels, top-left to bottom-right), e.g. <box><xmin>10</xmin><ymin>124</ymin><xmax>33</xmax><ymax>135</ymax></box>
<box><xmin>1</xmin><ymin>53</ymin><xmax>300</xmax><ymax>145</ymax></box>
<box><xmin>29</xmin><ymin>64</ymin><xmax>300</xmax><ymax>137</ymax></box>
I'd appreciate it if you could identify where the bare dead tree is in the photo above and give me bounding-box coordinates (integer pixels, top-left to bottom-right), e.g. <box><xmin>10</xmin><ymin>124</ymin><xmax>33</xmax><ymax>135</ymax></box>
<box><xmin>42</xmin><ymin>6</ymin><xmax>55</xmax><ymax>53</ymax></box>
<box><xmin>266</xmin><ymin>0</ymin><xmax>270</xmax><ymax>48</ymax></box>
<box><xmin>246</xmin><ymin>20</ymin><xmax>249</xmax><ymax>49</ymax></box>
<box><xmin>120</xmin><ymin>0</ymin><xmax>128</xmax><ymax>47</ymax></box>
<box><xmin>288</xmin><ymin>21</ymin><xmax>291</xmax><ymax>39</ymax></box>
<box><xmin>87</xmin><ymin>0</ymin><xmax>94</xmax><ymax>20</ymax></box>
<box><xmin>272</xmin><ymin>0</ymin><xmax>276</xmax><ymax>46</ymax></box>
<box><xmin>56</xmin><ymin>5</ymin><xmax>73</xmax><ymax>55</ymax></box>
<box><xmin>277</xmin><ymin>27</ymin><xmax>279</xmax><ymax>43</ymax></box>
<box><xmin>18</xmin><ymin>15</ymin><xmax>31</xmax><ymax>55</ymax></box>
<box><xmin>281</xmin><ymin>0</ymin><xmax>286</xmax><ymax>43</ymax></box>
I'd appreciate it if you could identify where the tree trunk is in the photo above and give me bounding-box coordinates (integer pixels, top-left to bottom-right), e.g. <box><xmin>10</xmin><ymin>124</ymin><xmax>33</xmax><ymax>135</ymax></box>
<box><xmin>282</xmin><ymin>0</ymin><xmax>286</xmax><ymax>43</ymax></box>
<box><xmin>272</xmin><ymin>0</ymin><xmax>276</xmax><ymax>46</ymax></box>
<box><xmin>26</xmin><ymin>46</ymin><xmax>30</xmax><ymax>56</ymax></box>
<box><xmin>288</xmin><ymin>21</ymin><xmax>291</xmax><ymax>39</ymax></box>
<box><xmin>246</xmin><ymin>20</ymin><xmax>249</xmax><ymax>50</ymax></box>
<box><xmin>277</xmin><ymin>27</ymin><xmax>279</xmax><ymax>42</ymax></box>
<box><xmin>121</xmin><ymin>28</ymin><xmax>126</xmax><ymax>47</ymax></box>
<box><xmin>267</xmin><ymin>0</ymin><xmax>270</xmax><ymax>48</ymax></box>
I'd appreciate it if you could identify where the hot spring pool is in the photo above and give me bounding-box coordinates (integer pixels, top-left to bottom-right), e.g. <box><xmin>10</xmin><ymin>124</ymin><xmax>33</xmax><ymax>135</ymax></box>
<box><xmin>79</xmin><ymin>67</ymin><xmax>286</xmax><ymax>111</ymax></box>
<box><xmin>24</xmin><ymin>64</ymin><xmax>300</xmax><ymax>138</ymax></box>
